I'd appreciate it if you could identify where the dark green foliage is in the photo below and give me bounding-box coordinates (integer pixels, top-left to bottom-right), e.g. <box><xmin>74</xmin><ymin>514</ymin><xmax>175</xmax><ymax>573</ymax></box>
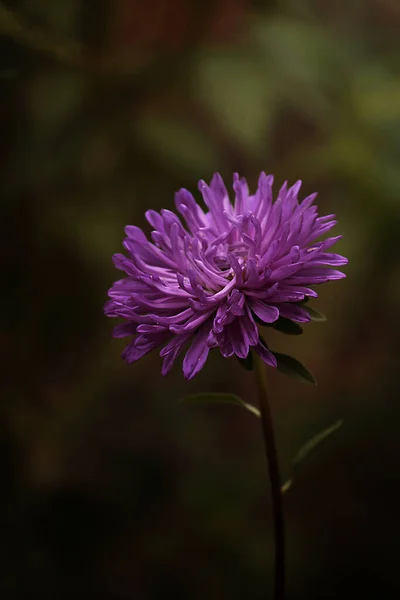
<box><xmin>271</xmin><ymin>317</ymin><xmax>304</xmax><ymax>335</ymax></box>
<box><xmin>272</xmin><ymin>352</ymin><xmax>317</xmax><ymax>385</ymax></box>
<box><xmin>303</xmin><ymin>306</ymin><xmax>327</xmax><ymax>322</ymax></box>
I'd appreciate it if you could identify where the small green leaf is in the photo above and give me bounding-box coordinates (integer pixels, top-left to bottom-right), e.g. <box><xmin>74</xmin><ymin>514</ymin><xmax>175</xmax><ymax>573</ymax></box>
<box><xmin>182</xmin><ymin>393</ymin><xmax>260</xmax><ymax>418</ymax></box>
<box><xmin>304</xmin><ymin>306</ymin><xmax>327</xmax><ymax>322</ymax></box>
<box><xmin>236</xmin><ymin>352</ymin><xmax>254</xmax><ymax>371</ymax></box>
<box><xmin>281</xmin><ymin>479</ymin><xmax>293</xmax><ymax>493</ymax></box>
<box><xmin>282</xmin><ymin>419</ymin><xmax>344</xmax><ymax>494</ymax></box>
<box><xmin>271</xmin><ymin>317</ymin><xmax>304</xmax><ymax>335</ymax></box>
<box><xmin>252</xmin><ymin>313</ymin><xmax>303</xmax><ymax>334</ymax></box>
<box><xmin>292</xmin><ymin>419</ymin><xmax>343</xmax><ymax>474</ymax></box>
<box><xmin>272</xmin><ymin>352</ymin><xmax>317</xmax><ymax>385</ymax></box>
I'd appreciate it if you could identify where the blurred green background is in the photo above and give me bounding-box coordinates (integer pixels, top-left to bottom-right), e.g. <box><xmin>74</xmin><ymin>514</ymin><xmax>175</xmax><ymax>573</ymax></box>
<box><xmin>2</xmin><ymin>0</ymin><xmax>400</xmax><ymax>598</ymax></box>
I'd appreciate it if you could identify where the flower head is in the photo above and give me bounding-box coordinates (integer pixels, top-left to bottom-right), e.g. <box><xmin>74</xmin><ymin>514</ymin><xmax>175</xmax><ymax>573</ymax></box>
<box><xmin>105</xmin><ymin>173</ymin><xmax>347</xmax><ymax>379</ymax></box>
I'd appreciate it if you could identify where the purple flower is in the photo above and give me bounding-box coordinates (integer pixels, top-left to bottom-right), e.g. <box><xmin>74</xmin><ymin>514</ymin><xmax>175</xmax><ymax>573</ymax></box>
<box><xmin>105</xmin><ymin>173</ymin><xmax>347</xmax><ymax>379</ymax></box>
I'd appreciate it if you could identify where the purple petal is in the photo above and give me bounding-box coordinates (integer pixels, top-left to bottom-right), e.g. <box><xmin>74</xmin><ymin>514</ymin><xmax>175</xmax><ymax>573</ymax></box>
<box><xmin>170</xmin><ymin>310</ymin><xmax>214</xmax><ymax>334</ymax></box>
<box><xmin>270</xmin><ymin>262</ymin><xmax>304</xmax><ymax>281</ymax></box>
<box><xmin>121</xmin><ymin>340</ymin><xmax>152</xmax><ymax>364</ymax></box>
<box><xmin>248</xmin><ymin>299</ymin><xmax>280</xmax><ymax>323</ymax></box>
<box><xmin>199</xmin><ymin>179</ymin><xmax>228</xmax><ymax>233</ymax></box>
<box><xmin>122</xmin><ymin>332</ymin><xmax>168</xmax><ymax>364</ymax></box>
<box><xmin>112</xmin><ymin>253</ymin><xmax>137</xmax><ymax>276</ymax></box>
<box><xmin>276</xmin><ymin>303</ymin><xmax>311</xmax><ymax>323</ymax></box>
<box><xmin>182</xmin><ymin>321</ymin><xmax>213</xmax><ymax>379</ymax></box>
<box><xmin>160</xmin><ymin>334</ymin><xmax>191</xmax><ymax>376</ymax></box>
<box><xmin>210</xmin><ymin>172</ymin><xmax>232</xmax><ymax>214</ymax></box>
<box><xmin>233</xmin><ymin>174</ymin><xmax>249</xmax><ymax>216</ymax></box>
<box><xmin>124</xmin><ymin>225</ymin><xmax>147</xmax><ymax>243</ymax></box>
<box><xmin>112</xmin><ymin>323</ymin><xmax>137</xmax><ymax>338</ymax></box>
<box><xmin>241</xmin><ymin>306</ymin><xmax>259</xmax><ymax>346</ymax></box>
<box><xmin>254</xmin><ymin>342</ymin><xmax>277</xmax><ymax>368</ymax></box>
<box><xmin>145</xmin><ymin>209</ymin><xmax>164</xmax><ymax>232</ymax></box>
<box><xmin>288</xmin><ymin>268</ymin><xmax>346</xmax><ymax>285</ymax></box>
<box><xmin>227</xmin><ymin>320</ymin><xmax>249</xmax><ymax>359</ymax></box>
<box><xmin>216</xmin><ymin>330</ymin><xmax>234</xmax><ymax>358</ymax></box>
<box><xmin>307</xmin><ymin>252</ymin><xmax>349</xmax><ymax>267</ymax></box>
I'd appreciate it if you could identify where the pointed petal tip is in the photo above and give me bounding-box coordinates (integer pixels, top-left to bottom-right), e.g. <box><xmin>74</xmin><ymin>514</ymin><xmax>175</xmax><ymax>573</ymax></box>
<box><xmin>255</xmin><ymin>341</ymin><xmax>278</xmax><ymax>368</ymax></box>
<box><xmin>210</xmin><ymin>171</ymin><xmax>223</xmax><ymax>183</ymax></box>
<box><xmin>174</xmin><ymin>188</ymin><xmax>187</xmax><ymax>201</ymax></box>
<box><xmin>333</xmin><ymin>270</ymin><xmax>347</xmax><ymax>279</ymax></box>
<box><xmin>183</xmin><ymin>370</ymin><xmax>195</xmax><ymax>381</ymax></box>
<box><xmin>161</xmin><ymin>359</ymin><xmax>172</xmax><ymax>377</ymax></box>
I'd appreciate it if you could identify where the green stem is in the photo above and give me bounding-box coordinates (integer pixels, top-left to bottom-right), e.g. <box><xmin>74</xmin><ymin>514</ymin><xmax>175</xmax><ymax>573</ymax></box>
<box><xmin>253</xmin><ymin>354</ymin><xmax>285</xmax><ymax>600</ymax></box>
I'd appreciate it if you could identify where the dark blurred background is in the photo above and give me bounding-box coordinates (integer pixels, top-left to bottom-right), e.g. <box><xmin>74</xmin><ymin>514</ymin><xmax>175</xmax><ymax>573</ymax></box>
<box><xmin>1</xmin><ymin>0</ymin><xmax>400</xmax><ymax>598</ymax></box>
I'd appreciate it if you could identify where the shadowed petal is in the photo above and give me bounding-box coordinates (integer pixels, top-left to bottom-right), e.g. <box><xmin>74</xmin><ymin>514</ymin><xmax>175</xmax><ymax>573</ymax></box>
<box><xmin>276</xmin><ymin>303</ymin><xmax>311</xmax><ymax>323</ymax></box>
<box><xmin>182</xmin><ymin>320</ymin><xmax>213</xmax><ymax>379</ymax></box>
<box><xmin>254</xmin><ymin>341</ymin><xmax>277</xmax><ymax>367</ymax></box>
<box><xmin>248</xmin><ymin>299</ymin><xmax>280</xmax><ymax>323</ymax></box>
<box><xmin>161</xmin><ymin>334</ymin><xmax>191</xmax><ymax>376</ymax></box>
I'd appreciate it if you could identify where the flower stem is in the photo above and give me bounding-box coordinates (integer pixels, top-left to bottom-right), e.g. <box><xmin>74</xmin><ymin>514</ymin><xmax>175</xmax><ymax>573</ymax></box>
<box><xmin>253</xmin><ymin>353</ymin><xmax>285</xmax><ymax>600</ymax></box>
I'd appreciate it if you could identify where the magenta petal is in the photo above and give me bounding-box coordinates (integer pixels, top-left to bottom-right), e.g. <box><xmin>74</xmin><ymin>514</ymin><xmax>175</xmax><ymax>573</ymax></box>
<box><xmin>182</xmin><ymin>321</ymin><xmax>213</xmax><ymax>379</ymax></box>
<box><xmin>254</xmin><ymin>342</ymin><xmax>277</xmax><ymax>368</ymax></box>
<box><xmin>248</xmin><ymin>299</ymin><xmax>280</xmax><ymax>323</ymax></box>
<box><xmin>161</xmin><ymin>334</ymin><xmax>191</xmax><ymax>376</ymax></box>
<box><xmin>227</xmin><ymin>320</ymin><xmax>249</xmax><ymax>359</ymax></box>
<box><xmin>276</xmin><ymin>303</ymin><xmax>311</xmax><ymax>323</ymax></box>
<box><xmin>241</xmin><ymin>306</ymin><xmax>259</xmax><ymax>347</ymax></box>
<box><xmin>112</xmin><ymin>323</ymin><xmax>137</xmax><ymax>338</ymax></box>
<box><xmin>270</xmin><ymin>262</ymin><xmax>304</xmax><ymax>281</ymax></box>
<box><xmin>288</xmin><ymin>269</ymin><xmax>346</xmax><ymax>285</ymax></box>
<box><xmin>307</xmin><ymin>252</ymin><xmax>349</xmax><ymax>267</ymax></box>
<box><xmin>218</xmin><ymin>331</ymin><xmax>234</xmax><ymax>358</ymax></box>
<box><xmin>121</xmin><ymin>339</ymin><xmax>154</xmax><ymax>364</ymax></box>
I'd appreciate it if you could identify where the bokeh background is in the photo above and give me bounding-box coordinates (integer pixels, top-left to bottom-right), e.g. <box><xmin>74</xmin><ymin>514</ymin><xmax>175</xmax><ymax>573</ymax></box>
<box><xmin>2</xmin><ymin>0</ymin><xmax>400</xmax><ymax>598</ymax></box>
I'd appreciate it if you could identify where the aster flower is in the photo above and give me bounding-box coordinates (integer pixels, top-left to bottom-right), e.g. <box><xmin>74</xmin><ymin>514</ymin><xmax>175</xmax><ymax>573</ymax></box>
<box><xmin>105</xmin><ymin>173</ymin><xmax>347</xmax><ymax>379</ymax></box>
